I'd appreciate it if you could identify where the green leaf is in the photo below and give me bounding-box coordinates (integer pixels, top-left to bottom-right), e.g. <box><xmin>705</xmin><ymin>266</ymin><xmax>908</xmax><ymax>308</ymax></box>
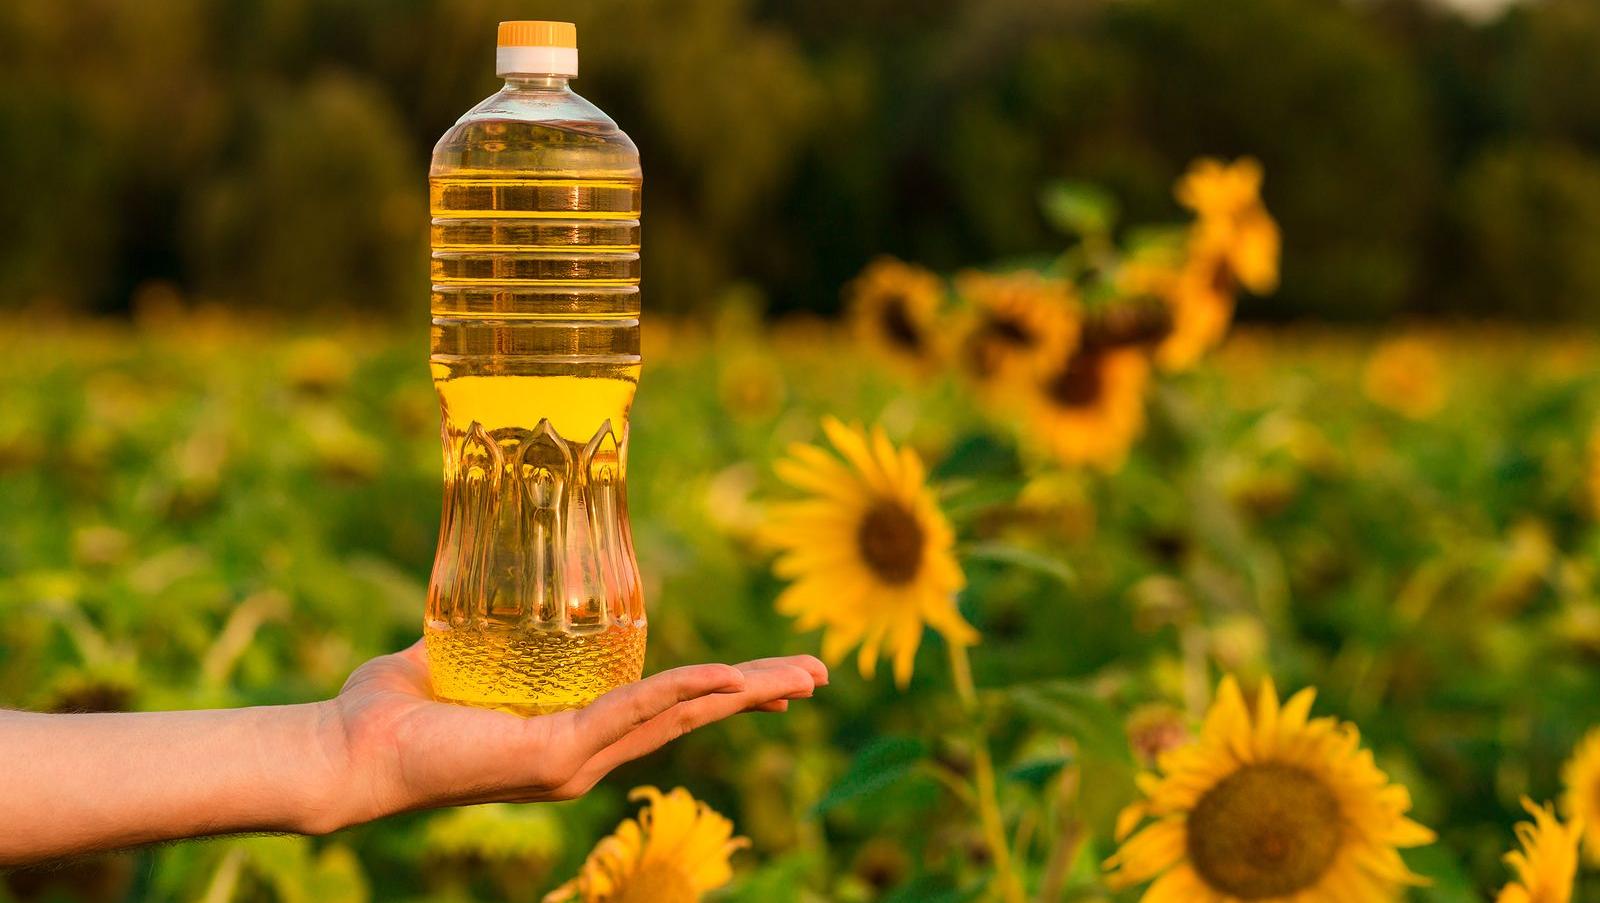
<box><xmin>932</xmin><ymin>432</ymin><xmax>1021</xmax><ymax>481</ymax></box>
<box><xmin>1008</xmin><ymin>681</ymin><xmax>1128</xmax><ymax>763</ymax></box>
<box><xmin>1041</xmin><ymin>181</ymin><xmax>1119</xmax><ymax>238</ymax></box>
<box><xmin>938</xmin><ymin>478</ymin><xmax>1028</xmax><ymax>521</ymax></box>
<box><xmin>812</xmin><ymin>735</ymin><xmax>927</xmax><ymax>816</ymax></box>
<box><xmin>961</xmin><ymin>542</ymin><xmax>1077</xmax><ymax>587</ymax></box>
<box><xmin>1123</xmin><ymin>224</ymin><xmax>1187</xmax><ymax>257</ymax></box>
<box><xmin>1006</xmin><ymin>755</ymin><xmax>1072</xmax><ymax>789</ymax></box>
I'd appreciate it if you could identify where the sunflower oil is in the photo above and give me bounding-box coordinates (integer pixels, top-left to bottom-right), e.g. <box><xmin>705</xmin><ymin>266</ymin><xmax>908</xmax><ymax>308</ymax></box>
<box><xmin>425</xmin><ymin>21</ymin><xmax>645</xmax><ymax>715</ymax></box>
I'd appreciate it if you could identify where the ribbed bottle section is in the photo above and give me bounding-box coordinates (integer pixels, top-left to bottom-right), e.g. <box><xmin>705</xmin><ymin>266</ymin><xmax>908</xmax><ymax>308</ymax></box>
<box><xmin>430</xmin><ymin>177</ymin><xmax>640</xmax><ymax>319</ymax></box>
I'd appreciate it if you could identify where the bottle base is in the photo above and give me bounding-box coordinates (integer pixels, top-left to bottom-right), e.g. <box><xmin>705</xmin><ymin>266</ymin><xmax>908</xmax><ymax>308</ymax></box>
<box><xmin>423</xmin><ymin>621</ymin><xmax>647</xmax><ymax>716</ymax></box>
<box><xmin>428</xmin><ymin>694</ymin><xmax>591</xmax><ymax>718</ymax></box>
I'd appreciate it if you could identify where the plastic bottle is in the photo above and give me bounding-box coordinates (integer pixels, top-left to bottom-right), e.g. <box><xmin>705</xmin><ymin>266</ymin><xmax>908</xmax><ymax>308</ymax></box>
<box><xmin>424</xmin><ymin>21</ymin><xmax>645</xmax><ymax>715</ymax></box>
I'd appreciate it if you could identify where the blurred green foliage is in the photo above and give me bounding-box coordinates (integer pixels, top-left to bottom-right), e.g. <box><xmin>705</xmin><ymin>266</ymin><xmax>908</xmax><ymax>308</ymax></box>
<box><xmin>2</xmin><ymin>0</ymin><xmax>1600</xmax><ymax>320</ymax></box>
<box><xmin>3</xmin><ymin>316</ymin><xmax>1600</xmax><ymax>899</ymax></box>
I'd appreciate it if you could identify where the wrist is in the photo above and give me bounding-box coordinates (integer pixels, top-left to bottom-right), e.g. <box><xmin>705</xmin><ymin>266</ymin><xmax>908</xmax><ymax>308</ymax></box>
<box><xmin>274</xmin><ymin>700</ymin><xmax>363</xmax><ymax>836</ymax></box>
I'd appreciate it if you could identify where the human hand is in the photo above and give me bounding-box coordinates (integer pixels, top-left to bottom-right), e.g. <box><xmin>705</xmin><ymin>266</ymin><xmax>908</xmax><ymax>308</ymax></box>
<box><xmin>313</xmin><ymin>641</ymin><xmax>827</xmax><ymax>831</ymax></box>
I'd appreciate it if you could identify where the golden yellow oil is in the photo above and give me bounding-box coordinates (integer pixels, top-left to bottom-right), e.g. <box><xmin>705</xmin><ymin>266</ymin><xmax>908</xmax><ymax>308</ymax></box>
<box><xmin>425</xmin><ymin>78</ymin><xmax>646</xmax><ymax>714</ymax></box>
<box><xmin>424</xmin><ymin>622</ymin><xmax>647</xmax><ymax>716</ymax></box>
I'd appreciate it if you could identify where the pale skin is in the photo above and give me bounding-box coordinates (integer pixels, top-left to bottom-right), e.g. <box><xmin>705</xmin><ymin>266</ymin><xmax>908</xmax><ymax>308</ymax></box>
<box><xmin>0</xmin><ymin>640</ymin><xmax>826</xmax><ymax>867</ymax></box>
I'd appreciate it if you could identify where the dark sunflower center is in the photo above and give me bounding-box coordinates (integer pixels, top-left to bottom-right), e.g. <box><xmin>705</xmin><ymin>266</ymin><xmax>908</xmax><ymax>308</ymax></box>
<box><xmin>1186</xmin><ymin>763</ymin><xmax>1343</xmax><ymax>899</ymax></box>
<box><xmin>857</xmin><ymin>501</ymin><xmax>925</xmax><ymax>585</ymax></box>
<box><xmin>985</xmin><ymin>315</ymin><xmax>1035</xmax><ymax>347</ymax></box>
<box><xmin>1043</xmin><ymin>353</ymin><xmax>1104</xmax><ymax>410</ymax></box>
<box><xmin>1083</xmin><ymin>298</ymin><xmax>1173</xmax><ymax>348</ymax></box>
<box><xmin>962</xmin><ymin>337</ymin><xmax>996</xmax><ymax>379</ymax></box>
<box><xmin>1211</xmin><ymin>258</ymin><xmax>1236</xmax><ymax>296</ymax></box>
<box><xmin>878</xmin><ymin>295</ymin><xmax>924</xmax><ymax>351</ymax></box>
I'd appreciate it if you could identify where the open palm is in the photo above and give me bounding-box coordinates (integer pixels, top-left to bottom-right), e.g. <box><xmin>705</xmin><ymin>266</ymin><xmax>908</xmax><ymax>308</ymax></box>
<box><xmin>323</xmin><ymin>641</ymin><xmax>826</xmax><ymax>824</ymax></box>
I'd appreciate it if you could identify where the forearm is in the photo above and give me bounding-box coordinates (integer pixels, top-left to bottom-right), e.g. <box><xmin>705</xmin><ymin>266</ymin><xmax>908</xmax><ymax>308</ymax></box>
<box><xmin>0</xmin><ymin>702</ymin><xmax>349</xmax><ymax>866</ymax></box>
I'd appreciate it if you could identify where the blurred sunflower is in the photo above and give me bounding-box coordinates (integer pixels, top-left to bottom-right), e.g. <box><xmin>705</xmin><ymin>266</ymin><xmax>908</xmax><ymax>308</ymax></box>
<box><xmin>762</xmin><ymin>417</ymin><xmax>976</xmax><ymax>685</ymax></box>
<box><xmin>955</xmin><ymin>270</ymin><xmax>1080</xmax><ymax>386</ymax></box>
<box><xmin>1176</xmin><ymin>156</ymin><xmax>1281</xmax><ymax>296</ymax></box>
<box><xmin>1158</xmin><ymin>157</ymin><xmax>1281</xmax><ymax>371</ymax></box>
<box><xmin>1024</xmin><ymin>347</ymin><xmax>1149</xmax><ymax>471</ymax></box>
<box><xmin>1105</xmin><ymin>675</ymin><xmax>1435</xmax><ymax>901</ymax></box>
<box><xmin>846</xmin><ymin>257</ymin><xmax>946</xmax><ymax>370</ymax></box>
<box><xmin>1496</xmin><ymin>798</ymin><xmax>1582</xmax><ymax>903</ymax></box>
<box><xmin>1560</xmin><ymin>726</ymin><xmax>1600</xmax><ymax>863</ymax></box>
<box><xmin>544</xmin><ymin>787</ymin><xmax>747</xmax><ymax>903</ymax></box>
<box><xmin>1363</xmin><ymin>336</ymin><xmax>1449</xmax><ymax>420</ymax></box>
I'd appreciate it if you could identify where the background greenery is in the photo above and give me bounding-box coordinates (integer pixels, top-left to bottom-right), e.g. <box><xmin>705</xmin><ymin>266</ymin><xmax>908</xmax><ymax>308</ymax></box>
<box><xmin>4</xmin><ymin>316</ymin><xmax>1600</xmax><ymax>900</ymax></box>
<box><xmin>3</xmin><ymin>0</ymin><xmax>1600</xmax><ymax>321</ymax></box>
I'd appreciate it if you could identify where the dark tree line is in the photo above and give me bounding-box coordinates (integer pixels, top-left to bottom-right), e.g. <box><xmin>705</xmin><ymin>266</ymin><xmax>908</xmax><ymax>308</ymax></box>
<box><xmin>0</xmin><ymin>0</ymin><xmax>1597</xmax><ymax>321</ymax></box>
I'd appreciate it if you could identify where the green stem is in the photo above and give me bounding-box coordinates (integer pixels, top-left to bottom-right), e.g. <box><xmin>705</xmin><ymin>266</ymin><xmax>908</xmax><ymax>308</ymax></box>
<box><xmin>923</xmin><ymin>760</ymin><xmax>978</xmax><ymax>809</ymax></box>
<box><xmin>948</xmin><ymin>642</ymin><xmax>1024</xmax><ymax>903</ymax></box>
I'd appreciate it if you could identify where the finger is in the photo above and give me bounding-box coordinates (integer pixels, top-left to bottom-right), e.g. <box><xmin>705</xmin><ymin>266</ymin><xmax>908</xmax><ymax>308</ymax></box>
<box><xmin>559</xmin><ymin>663</ymin><xmax>817</xmax><ymax>794</ymax></box>
<box><xmin>733</xmin><ymin>654</ymin><xmax>829</xmax><ymax>686</ymax></box>
<box><xmin>606</xmin><ymin>662</ymin><xmax>814</xmax><ymax>760</ymax></box>
<box><xmin>567</xmin><ymin>663</ymin><xmax>748</xmax><ymax>762</ymax></box>
<box><xmin>744</xmin><ymin>685</ymin><xmax>813</xmax><ymax>711</ymax></box>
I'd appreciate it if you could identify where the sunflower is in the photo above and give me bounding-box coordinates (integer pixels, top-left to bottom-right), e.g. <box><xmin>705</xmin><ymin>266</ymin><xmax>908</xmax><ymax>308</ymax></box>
<box><xmin>1362</xmin><ymin>336</ymin><xmax>1448</xmax><ymax>420</ymax></box>
<box><xmin>1561</xmin><ymin>726</ymin><xmax>1600</xmax><ymax>863</ymax></box>
<box><xmin>1024</xmin><ymin>346</ymin><xmax>1150</xmax><ymax>471</ymax></box>
<box><xmin>1105</xmin><ymin>675</ymin><xmax>1436</xmax><ymax>902</ymax></box>
<box><xmin>845</xmin><ymin>257</ymin><xmax>947</xmax><ymax>370</ymax></box>
<box><xmin>544</xmin><ymin>787</ymin><xmax>748</xmax><ymax>903</ymax></box>
<box><xmin>1175</xmin><ymin>157</ymin><xmax>1281</xmax><ymax>296</ymax></box>
<box><xmin>762</xmin><ymin>417</ymin><xmax>976</xmax><ymax>686</ymax></box>
<box><xmin>955</xmin><ymin>270</ymin><xmax>1080</xmax><ymax>387</ymax></box>
<box><xmin>1156</xmin><ymin>157</ymin><xmax>1281</xmax><ymax>372</ymax></box>
<box><xmin>1497</xmin><ymin>798</ymin><xmax>1583</xmax><ymax>903</ymax></box>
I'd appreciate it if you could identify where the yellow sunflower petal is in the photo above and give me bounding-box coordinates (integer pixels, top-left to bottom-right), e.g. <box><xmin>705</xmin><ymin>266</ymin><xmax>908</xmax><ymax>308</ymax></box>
<box><xmin>1561</xmin><ymin>726</ymin><xmax>1600</xmax><ymax>864</ymax></box>
<box><xmin>1104</xmin><ymin>818</ymin><xmax>1187</xmax><ymax>888</ymax></box>
<box><xmin>1143</xmin><ymin>864</ymin><xmax>1224</xmax><ymax>903</ymax></box>
<box><xmin>822</xmin><ymin>417</ymin><xmax>890</xmax><ymax>493</ymax></box>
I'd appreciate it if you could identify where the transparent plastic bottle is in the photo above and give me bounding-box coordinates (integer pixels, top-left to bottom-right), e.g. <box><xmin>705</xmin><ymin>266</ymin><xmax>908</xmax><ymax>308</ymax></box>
<box><xmin>425</xmin><ymin>21</ymin><xmax>645</xmax><ymax>715</ymax></box>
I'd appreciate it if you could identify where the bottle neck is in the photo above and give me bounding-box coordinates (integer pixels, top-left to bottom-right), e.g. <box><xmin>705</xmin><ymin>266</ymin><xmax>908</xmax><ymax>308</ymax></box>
<box><xmin>503</xmin><ymin>75</ymin><xmax>571</xmax><ymax>91</ymax></box>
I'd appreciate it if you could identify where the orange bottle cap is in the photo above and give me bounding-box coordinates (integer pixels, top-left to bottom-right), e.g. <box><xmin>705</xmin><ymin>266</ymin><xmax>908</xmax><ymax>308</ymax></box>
<box><xmin>495</xmin><ymin>21</ymin><xmax>578</xmax><ymax>77</ymax></box>
<box><xmin>497</xmin><ymin>21</ymin><xmax>577</xmax><ymax>48</ymax></box>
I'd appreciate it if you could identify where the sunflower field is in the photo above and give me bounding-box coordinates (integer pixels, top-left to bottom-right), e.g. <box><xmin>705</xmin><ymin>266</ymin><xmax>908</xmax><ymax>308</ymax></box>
<box><xmin>5</xmin><ymin>157</ymin><xmax>1600</xmax><ymax>903</ymax></box>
